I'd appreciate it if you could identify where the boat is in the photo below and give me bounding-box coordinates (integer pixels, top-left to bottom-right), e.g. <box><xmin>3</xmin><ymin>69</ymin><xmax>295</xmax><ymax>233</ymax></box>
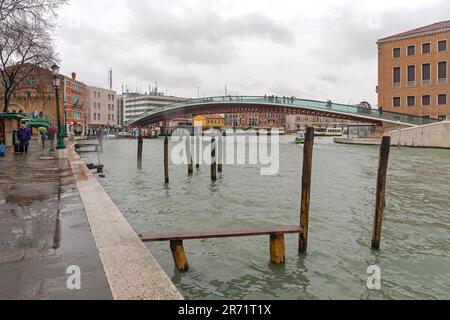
<box><xmin>324</xmin><ymin>128</ymin><xmax>343</xmax><ymax>137</ymax></box>
<box><xmin>295</xmin><ymin>131</ymin><xmax>305</xmax><ymax>144</ymax></box>
<box><xmin>314</xmin><ymin>127</ymin><xmax>343</xmax><ymax>137</ymax></box>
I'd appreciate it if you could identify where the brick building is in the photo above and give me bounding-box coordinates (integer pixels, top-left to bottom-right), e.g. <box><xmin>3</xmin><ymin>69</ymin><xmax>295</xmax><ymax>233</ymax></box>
<box><xmin>63</xmin><ymin>73</ymin><xmax>87</xmax><ymax>135</ymax></box>
<box><xmin>378</xmin><ymin>20</ymin><xmax>449</xmax><ymax>120</ymax></box>
<box><xmin>0</xmin><ymin>64</ymin><xmax>59</xmax><ymax>121</ymax></box>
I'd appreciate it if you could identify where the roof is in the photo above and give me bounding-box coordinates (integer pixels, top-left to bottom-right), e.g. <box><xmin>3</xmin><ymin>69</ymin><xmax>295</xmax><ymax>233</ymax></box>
<box><xmin>204</xmin><ymin>114</ymin><xmax>224</xmax><ymax>120</ymax></box>
<box><xmin>379</xmin><ymin>20</ymin><xmax>450</xmax><ymax>42</ymax></box>
<box><xmin>0</xmin><ymin>113</ymin><xmax>26</xmax><ymax>120</ymax></box>
<box><xmin>25</xmin><ymin>120</ymin><xmax>51</xmax><ymax>128</ymax></box>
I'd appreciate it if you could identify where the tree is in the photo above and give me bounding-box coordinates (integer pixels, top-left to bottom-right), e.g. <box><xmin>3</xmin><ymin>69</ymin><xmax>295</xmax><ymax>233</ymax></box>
<box><xmin>0</xmin><ymin>0</ymin><xmax>67</xmax><ymax>112</ymax></box>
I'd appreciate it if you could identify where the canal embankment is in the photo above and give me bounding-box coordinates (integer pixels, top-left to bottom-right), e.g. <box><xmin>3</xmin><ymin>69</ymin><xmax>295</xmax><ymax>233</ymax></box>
<box><xmin>67</xmin><ymin>142</ymin><xmax>183</xmax><ymax>300</ymax></box>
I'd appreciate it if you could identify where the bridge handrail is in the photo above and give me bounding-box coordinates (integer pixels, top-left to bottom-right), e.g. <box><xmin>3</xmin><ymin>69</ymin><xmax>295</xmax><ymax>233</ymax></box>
<box><xmin>125</xmin><ymin>96</ymin><xmax>438</xmax><ymax>127</ymax></box>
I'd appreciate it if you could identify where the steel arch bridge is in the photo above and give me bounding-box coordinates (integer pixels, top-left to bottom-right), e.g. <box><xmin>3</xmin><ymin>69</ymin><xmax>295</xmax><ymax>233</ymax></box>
<box><xmin>125</xmin><ymin>96</ymin><xmax>433</xmax><ymax>128</ymax></box>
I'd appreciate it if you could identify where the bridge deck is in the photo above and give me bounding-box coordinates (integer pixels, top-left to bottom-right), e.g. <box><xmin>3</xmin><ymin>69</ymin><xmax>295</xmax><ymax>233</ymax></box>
<box><xmin>126</xmin><ymin>96</ymin><xmax>437</xmax><ymax>127</ymax></box>
<box><xmin>139</xmin><ymin>225</ymin><xmax>303</xmax><ymax>242</ymax></box>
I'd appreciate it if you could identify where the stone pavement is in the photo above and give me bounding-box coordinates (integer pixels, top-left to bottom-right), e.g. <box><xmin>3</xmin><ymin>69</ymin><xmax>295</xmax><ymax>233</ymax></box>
<box><xmin>0</xmin><ymin>141</ymin><xmax>112</xmax><ymax>300</ymax></box>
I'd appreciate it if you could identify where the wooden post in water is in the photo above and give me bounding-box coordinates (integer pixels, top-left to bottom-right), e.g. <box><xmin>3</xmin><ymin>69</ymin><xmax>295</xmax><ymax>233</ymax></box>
<box><xmin>372</xmin><ymin>136</ymin><xmax>391</xmax><ymax>250</ymax></box>
<box><xmin>211</xmin><ymin>137</ymin><xmax>217</xmax><ymax>181</ymax></box>
<box><xmin>98</xmin><ymin>133</ymin><xmax>104</xmax><ymax>152</ymax></box>
<box><xmin>164</xmin><ymin>136</ymin><xmax>169</xmax><ymax>184</ymax></box>
<box><xmin>186</xmin><ymin>136</ymin><xmax>193</xmax><ymax>175</ymax></box>
<box><xmin>299</xmin><ymin>127</ymin><xmax>314</xmax><ymax>254</ymax></box>
<box><xmin>270</xmin><ymin>233</ymin><xmax>285</xmax><ymax>264</ymax></box>
<box><xmin>170</xmin><ymin>240</ymin><xmax>189</xmax><ymax>272</ymax></box>
<box><xmin>217</xmin><ymin>135</ymin><xmax>223</xmax><ymax>173</ymax></box>
<box><xmin>137</xmin><ymin>135</ymin><xmax>143</xmax><ymax>170</ymax></box>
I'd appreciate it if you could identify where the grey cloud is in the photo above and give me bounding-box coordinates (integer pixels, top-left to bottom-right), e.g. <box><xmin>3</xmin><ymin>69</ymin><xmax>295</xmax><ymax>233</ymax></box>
<box><xmin>126</xmin><ymin>2</ymin><xmax>295</xmax><ymax>65</ymax></box>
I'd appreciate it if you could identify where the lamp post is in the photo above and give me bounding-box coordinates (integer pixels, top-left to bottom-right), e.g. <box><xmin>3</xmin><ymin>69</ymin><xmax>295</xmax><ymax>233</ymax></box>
<box><xmin>84</xmin><ymin>112</ymin><xmax>87</xmax><ymax>137</ymax></box>
<box><xmin>52</xmin><ymin>63</ymin><xmax>65</xmax><ymax>150</ymax></box>
<box><xmin>63</xmin><ymin>107</ymin><xmax>68</xmax><ymax>138</ymax></box>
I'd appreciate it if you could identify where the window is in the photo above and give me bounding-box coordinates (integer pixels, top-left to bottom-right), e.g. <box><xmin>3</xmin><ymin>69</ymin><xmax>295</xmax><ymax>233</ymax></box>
<box><xmin>407</xmin><ymin>65</ymin><xmax>416</xmax><ymax>86</ymax></box>
<box><xmin>438</xmin><ymin>61</ymin><xmax>447</xmax><ymax>84</ymax></box>
<box><xmin>393</xmin><ymin>47</ymin><xmax>401</xmax><ymax>58</ymax></box>
<box><xmin>422</xmin><ymin>95</ymin><xmax>431</xmax><ymax>106</ymax></box>
<box><xmin>393</xmin><ymin>97</ymin><xmax>401</xmax><ymax>107</ymax></box>
<box><xmin>438</xmin><ymin>115</ymin><xmax>447</xmax><ymax>121</ymax></box>
<box><xmin>422</xmin><ymin>43</ymin><xmax>431</xmax><ymax>54</ymax></box>
<box><xmin>407</xmin><ymin>96</ymin><xmax>415</xmax><ymax>107</ymax></box>
<box><xmin>108</xmin><ymin>114</ymin><xmax>111</xmax><ymax>121</ymax></box>
<box><xmin>393</xmin><ymin>67</ymin><xmax>401</xmax><ymax>87</ymax></box>
<box><xmin>422</xmin><ymin>63</ymin><xmax>431</xmax><ymax>85</ymax></box>
<box><xmin>438</xmin><ymin>94</ymin><xmax>447</xmax><ymax>105</ymax></box>
<box><xmin>438</xmin><ymin>40</ymin><xmax>447</xmax><ymax>52</ymax></box>
<box><xmin>93</xmin><ymin>113</ymin><xmax>96</xmax><ymax>120</ymax></box>
<box><xmin>407</xmin><ymin>45</ymin><xmax>415</xmax><ymax>56</ymax></box>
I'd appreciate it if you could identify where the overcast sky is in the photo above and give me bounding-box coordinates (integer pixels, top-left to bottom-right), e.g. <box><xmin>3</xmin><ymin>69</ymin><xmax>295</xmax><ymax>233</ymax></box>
<box><xmin>55</xmin><ymin>0</ymin><xmax>450</xmax><ymax>105</ymax></box>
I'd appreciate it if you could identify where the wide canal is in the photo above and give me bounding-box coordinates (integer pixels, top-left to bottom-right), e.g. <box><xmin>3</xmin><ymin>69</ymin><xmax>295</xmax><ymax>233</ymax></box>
<box><xmin>81</xmin><ymin>137</ymin><xmax>450</xmax><ymax>299</ymax></box>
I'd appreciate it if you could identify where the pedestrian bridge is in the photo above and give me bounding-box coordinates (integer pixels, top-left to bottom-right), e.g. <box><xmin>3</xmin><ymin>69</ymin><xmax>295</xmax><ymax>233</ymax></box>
<box><xmin>125</xmin><ymin>96</ymin><xmax>434</xmax><ymax>127</ymax></box>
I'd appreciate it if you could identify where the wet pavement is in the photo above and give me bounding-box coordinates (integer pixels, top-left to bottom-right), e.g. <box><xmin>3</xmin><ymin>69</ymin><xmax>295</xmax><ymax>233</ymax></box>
<box><xmin>0</xmin><ymin>141</ymin><xmax>112</xmax><ymax>300</ymax></box>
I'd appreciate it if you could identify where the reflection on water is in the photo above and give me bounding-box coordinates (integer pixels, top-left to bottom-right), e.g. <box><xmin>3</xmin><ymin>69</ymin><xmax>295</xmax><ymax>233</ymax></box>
<box><xmin>82</xmin><ymin>137</ymin><xmax>450</xmax><ymax>300</ymax></box>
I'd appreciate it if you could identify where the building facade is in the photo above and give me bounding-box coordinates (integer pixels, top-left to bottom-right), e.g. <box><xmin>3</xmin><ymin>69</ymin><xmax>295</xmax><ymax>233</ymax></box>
<box><xmin>193</xmin><ymin>114</ymin><xmax>225</xmax><ymax>129</ymax></box>
<box><xmin>0</xmin><ymin>64</ymin><xmax>59</xmax><ymax>122</ymax></box>
<box><xmin>123</xmin><ymin>93</ymin><xmax>187</xmax><ymax>123</ymax></box>
<box><xmin>378</xmin><ymin>20</ymin><xmax>449</xmax><ymax>120</ymax></box>
<box><xmin>86</xmin><ymin>86</ymin><xmax>117</xmax><ymax>130</ymax></box>
<box><xmin>63</xmin><ymin>73</ymin><xmax>88</xmax><ymax>135</ymax></box>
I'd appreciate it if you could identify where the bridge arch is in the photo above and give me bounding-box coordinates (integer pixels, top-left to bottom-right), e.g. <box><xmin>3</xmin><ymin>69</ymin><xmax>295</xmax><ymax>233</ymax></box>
<box><xmin>126</xmin><ymin>96</ymin><xmax>433</xmax><ymax>128</ymax></box>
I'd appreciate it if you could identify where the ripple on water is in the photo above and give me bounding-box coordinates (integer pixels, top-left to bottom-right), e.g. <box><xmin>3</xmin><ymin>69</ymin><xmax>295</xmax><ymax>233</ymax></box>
<box><xmin>81</xmin><ymin>139</ymin><xmax>450</xmax><ymax>300</ymax></box>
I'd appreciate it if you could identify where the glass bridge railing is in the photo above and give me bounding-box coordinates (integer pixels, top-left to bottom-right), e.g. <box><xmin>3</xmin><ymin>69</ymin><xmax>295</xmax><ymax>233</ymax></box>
<box><xmin>126</xmin><ymin>96</ymin><xmax>437</xmax><ymax>126</ymax></box>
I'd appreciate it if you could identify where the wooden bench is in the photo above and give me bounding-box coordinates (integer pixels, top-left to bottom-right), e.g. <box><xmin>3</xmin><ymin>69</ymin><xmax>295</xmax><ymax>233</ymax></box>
<box><xmin>139</xmin><ymin>226</ymin><xmax>303</xmax><ymax>272</ymax></box>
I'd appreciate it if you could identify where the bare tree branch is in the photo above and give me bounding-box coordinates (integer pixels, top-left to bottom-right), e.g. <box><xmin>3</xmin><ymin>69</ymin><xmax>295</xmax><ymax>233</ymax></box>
<box><xmin>0</xmin><ymin>0</ymin><xmax>66</xmax><ymax>112</ymax></box>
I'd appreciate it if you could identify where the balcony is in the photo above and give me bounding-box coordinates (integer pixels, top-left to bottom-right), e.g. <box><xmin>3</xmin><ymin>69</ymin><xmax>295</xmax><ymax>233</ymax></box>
<box><xmin>407</xmin><ymin>81</ymin><xmax>416</xmax><ymax>88</ymax></box>
<box><xmin>438</xmin><ymin>78</ymin><xmax>448</xmax><ymax>85</ymax></box>
<box><xmin>421</xmin><ymin>79</ymin><xmax>431</xmax><ymax>86</ymax></box>
<box><xmin>392</xmin><ymin>82</ymin><xmax>401</xmax><ymax>89</ymax></box>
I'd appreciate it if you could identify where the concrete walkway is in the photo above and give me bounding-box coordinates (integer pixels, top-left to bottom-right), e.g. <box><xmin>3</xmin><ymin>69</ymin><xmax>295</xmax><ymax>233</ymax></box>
<box><xmin>0</xmin><ymin>142</ymin><xmax>112</xmax><ymax>300</ymax></box>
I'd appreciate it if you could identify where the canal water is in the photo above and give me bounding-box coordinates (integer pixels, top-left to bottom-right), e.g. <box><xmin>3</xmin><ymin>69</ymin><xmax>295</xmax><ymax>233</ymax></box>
<box><xmin>81</xmin><ymin>137</ymin><xmax>450</xmax><ymax>300</ymax></box>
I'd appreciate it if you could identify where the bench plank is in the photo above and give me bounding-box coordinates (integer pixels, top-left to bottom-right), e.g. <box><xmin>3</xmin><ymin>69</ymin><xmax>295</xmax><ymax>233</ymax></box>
<box><xmin>139</xmin><ymin>225</ymin><xmax>303</xmax><ymax>242</ymax></box>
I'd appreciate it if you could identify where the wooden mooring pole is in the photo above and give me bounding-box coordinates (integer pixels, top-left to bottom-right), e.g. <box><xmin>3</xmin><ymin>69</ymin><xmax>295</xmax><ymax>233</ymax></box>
<box><xmin>217</xmin><ymin>136</ymin><xmax>223</xmax><ymax>173</ymax></box>
<box><xmin>170</xmin><ymin>240</ymin><xmax>189</xmax><ymax>272</ymax></box>
<box><xmin>372</xmin><ymin>136</ymin><xmax>391</xmax><ymax>250</ymax></box>
<box><xmin>299</xmin><ymin>127</ymin><xmax>314</xmax><ymax>254</ymax></box>
<box><xmin>137</xmin><ymin>135</ymin><xmax>143</xmax><ymax>170</ymax></box>
<box><xmin>211</xmin><ymin>137</ymin><xmax>217</xmax><ymax>181</ymax></box>
<box><xmin>186</xmin><ymin>137</ymin><xmax>193</xmax><ymax>175</ymax></box>
<box><xmin>164</xmin><ymin>136</ymin><xmax>169</xmax><ymax>184</ymax></box>
<box><xmin>270</xmin><ymin>233</ymin><xmax>285</xmax><ymax>264</ymax></box>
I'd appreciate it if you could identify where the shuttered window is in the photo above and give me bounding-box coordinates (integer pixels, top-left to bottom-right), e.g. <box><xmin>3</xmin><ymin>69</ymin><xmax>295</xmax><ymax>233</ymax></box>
<box><xmin>438</xmin><ymin>61</ymin><xmax>447</xmax><ymax>79</ymax></box>
<box><xmin>422</xmin><ymin>64</ymin><xmax>431</xmax><ymax>80</ymax></box>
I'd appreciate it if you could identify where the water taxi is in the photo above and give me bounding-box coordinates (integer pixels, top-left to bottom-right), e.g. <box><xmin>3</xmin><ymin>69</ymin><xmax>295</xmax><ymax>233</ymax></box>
<box><xmin>295</xmin><ymin>131</ymin><xmax>305</xmax><ymax>144</ymax></box>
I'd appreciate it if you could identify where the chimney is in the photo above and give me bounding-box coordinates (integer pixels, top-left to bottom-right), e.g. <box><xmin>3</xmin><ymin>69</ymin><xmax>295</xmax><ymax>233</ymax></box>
<box><xmin>71</xmin><ymin>72</ymin><xmax>76</xmax><ymax>80</ymax></box>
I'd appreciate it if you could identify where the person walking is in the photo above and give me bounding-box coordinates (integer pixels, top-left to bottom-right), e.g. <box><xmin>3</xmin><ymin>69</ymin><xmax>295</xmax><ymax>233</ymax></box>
<box><xmin>47</xmin><ymin>125</ymin><xmax>57</xmax><ymax>146</ymax></box>
<box><xmin>17</xmin><ymin>124</ymin><xmax>31</xmax><ymax>154</ymax></box>
<box><xmin>38</xmin><ymin>127</ymin><xmax>47</xmax><ymax>148</ymax></box>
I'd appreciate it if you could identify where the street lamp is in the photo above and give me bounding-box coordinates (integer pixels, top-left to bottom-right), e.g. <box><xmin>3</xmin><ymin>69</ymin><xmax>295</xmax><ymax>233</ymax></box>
<box><xmin>63</xmin><ymin>107</ymin><xmax>68</xmax><ymax>138</ymax></box>
<box><xmin>52</xmin><ymin>63</ymin><xmax>65</xmax><ymax>150</ymax></box>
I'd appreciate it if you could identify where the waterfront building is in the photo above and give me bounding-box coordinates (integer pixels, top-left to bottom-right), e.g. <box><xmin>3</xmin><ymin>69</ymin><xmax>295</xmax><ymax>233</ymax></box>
<box><xmin>123</xmin><ymin>92</ymin><xmax>187</xmax><ymax>123</ymax></box>
<box><xmin>193</xmin><ymin>114</ymin><xmax>225</xmax><ymax>129</ymax></box>
<box><xmin>86</xmin><ymin>86</ymin><xmax>117</xmax><ymax>130</ymax></box>
<box><xmin>63</xmin><ymin>73</ymin><xmax>88</xmax><ymax>135</ymax></box>
<box><xmin>285</xmin><ymin>115</ymin><xmax>356</xmax><ymax>133</ymax></box>
<box><xmin>0</xmin><ymin>64</ymin><xmax>60</xmax><ymax>123</ymax></box>
<box><xmin>224</xmin><ymin>113</ymin><xmax>286</xmax><ymax>129</ymax></box>
<box><xmin>378</xmin><ymin>20</ymin><xmax>449</xmax><ymax>120</ymax></box>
